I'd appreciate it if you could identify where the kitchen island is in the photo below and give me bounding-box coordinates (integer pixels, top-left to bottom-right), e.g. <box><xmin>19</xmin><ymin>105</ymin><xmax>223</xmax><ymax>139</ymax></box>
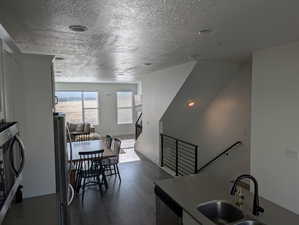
<box><xmin>154</xmin><ymin>173</ymin><xmax>299</xmax><ymax>225</ymax></box>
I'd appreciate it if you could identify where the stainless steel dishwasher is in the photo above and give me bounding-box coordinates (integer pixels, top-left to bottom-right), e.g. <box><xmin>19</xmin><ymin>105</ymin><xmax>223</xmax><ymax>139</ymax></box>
<box><xmin>155</xmin><ymin>185</ymin><xmax>183</xmax><ymax>225</ymax></box>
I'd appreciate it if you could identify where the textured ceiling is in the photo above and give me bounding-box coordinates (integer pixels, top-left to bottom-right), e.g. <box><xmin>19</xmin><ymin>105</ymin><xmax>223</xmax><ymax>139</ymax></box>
<box><xmin>1</xmin><ymin>0</ymin><xmax>299</xmax><ymax>82</ymax></box>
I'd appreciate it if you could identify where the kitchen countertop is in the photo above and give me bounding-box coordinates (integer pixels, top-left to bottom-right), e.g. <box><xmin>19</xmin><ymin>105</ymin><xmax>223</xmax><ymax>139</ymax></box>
<box><xmin>154</xmin><ymin>173</ymin><xmax>299</xmax><ymax>225</ymax></box>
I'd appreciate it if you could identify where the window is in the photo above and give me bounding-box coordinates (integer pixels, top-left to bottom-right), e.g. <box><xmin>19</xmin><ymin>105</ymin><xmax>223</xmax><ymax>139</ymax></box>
<box><xmin>56</xmin><ymin>91</ymin><xmax>99</xmax><ymax>125</ymax></box>
<box><xmin>117</xmin><ymin>92</ymin><xmax>133</xmax><ymax>124</ymax></box>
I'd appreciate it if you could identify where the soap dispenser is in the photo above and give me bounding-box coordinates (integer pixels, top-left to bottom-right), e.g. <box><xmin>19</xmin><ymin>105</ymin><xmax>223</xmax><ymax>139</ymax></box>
<box><xmin>234</xmin><ymin>186</ymin><xmax>245</xmax><ymax>207</ymax></box>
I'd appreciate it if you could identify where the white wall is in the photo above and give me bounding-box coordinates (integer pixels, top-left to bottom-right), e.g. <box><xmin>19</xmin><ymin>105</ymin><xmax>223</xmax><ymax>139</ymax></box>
<box><xmin>136</xmin><ymin>61</ymin><xmax>196</xmax><ymax>164</ymax></box>
<box><xmin>162</xmin><ymin>61</ymin><xmax>251</xmax><ymax>183</ymax></box>
<box><xmin>252</xmin><ymin>41</ymin><xmax>299</xmax><ymax>214</ymax></box>
<box><xmin>4</xmin><ymin>51</ymin><xmax>56</xmax><ymax>198</ymax></box>
<box><xmin>55</xmin><ymin>82</ymin><xmax>138</xmax><ymax>136</ymax></box>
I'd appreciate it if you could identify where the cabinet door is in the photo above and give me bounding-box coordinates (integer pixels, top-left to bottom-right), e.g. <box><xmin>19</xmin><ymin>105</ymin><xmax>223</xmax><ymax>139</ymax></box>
<box><xmin>156</xmin><ymin>196</ymin><xmax>182</xmax><ymax>225</ymax></box>
<box><xmin>183</xmin><ymin>211</ymin><xmax>199</xmax><ymax>225</ymax></box>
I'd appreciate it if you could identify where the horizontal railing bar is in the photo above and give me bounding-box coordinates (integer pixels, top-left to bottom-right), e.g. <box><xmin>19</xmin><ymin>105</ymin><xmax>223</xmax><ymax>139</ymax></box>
<box><xmin>178</xmin><ymin>148</ymin><xmax>196</xmax><ymax>155</ymax></box>
<box><xmin>163</xmin><ymin>142</ymin><xmax>177</xmax><ymax>148</ymax></box>
<box><xmin>178</xmin><ymin>147</ymin><xmax>196</xmax><ymax>155</ymax></box>
<box><xmin>178</xmin><ymin>156</ymin><xmax>195</xmax><ymax>165</ymax></box>
<box><xmin>163</xmin><ymin>140</ymin><xmax>176</xmax><ymax>145</ymax></box>
<box><xmin>178</xmin><ymin>144</ymin><xmax>197</xmax><ymax>152</ymax></box>
<box><xmin>178</xmin><ymin>142</ymin><xmax>197</xmax><ymax>149</ymax></box>
<box><xmin>164</xmin><ymin>160</ymin><xmax>175</xmax><ymax>166</ymax></box>
<box><xmin>177</xmin><ymin>166</ymin><xmax>190</xmax><ymax>173</ymax></box>
<box><xmin>164</xmin><ymin>161</ymin><xmax>176</xmax><ymax>169</ymax></box>
<box><xmin>178</xmin><ymin>149</ymin><xmax>196</xmax><ymax>157</ymax></box>
<box><xmin>179</xmin><ymin>155</ymin><xmax>195</xmax><ymax>164</ymax></box>
<box><xmin>179</xmin><ymin>167</ymin><xmax>193</xmax><ymax>173</ymax></box>
<box><xmin>178</xmin><ymin>154</ymin><xmax>196</xmax><ymax>162</ymax></box>
<box><xmin>164</xmin><ymin>163</ymin><xmax>175</xmax><ymax>169</ymax></box>
<box><xmin>163</xmin><ymin>144</ymin><xmax>176</xmax><ymax>149</ymax></box>
<box><xmin>165</xmin><ymin>147</ymin><xmax>176</xmax><ymax>152</ymax></box>
<box><xmin>178</xmin><ymin>155</ymin><xmax>195</xmax><ymax>165</ymax></box>
<box><xmin>178</xmin><ymin>146</ymin><xmax>197</xmax><ymax>154</ymax></box>
<box><xmin>164</xmin><ymin>155</ymin><xmax>176</xmax><ymax>161</ymax></box>
<box><xmin>178</xmin><ymin>167</ymin><xmax>193</xmax><ymax>175</ymax></box>
<box><xmin>163</xmin><ymin>148</ymin><xmax>176</xmax><ymax>153</ymax></box>
<box><xmin>178</xmin><ymin>155</ymin><xmax>195</xmax><ymax>163</ymax></box>
<box><xmin>164</xmin><ymin>147</ymin><xmax>176</xmax><ymax>152</ymax></box>
<box><xmin>165</xmin><ymin>164</ymin><xmax>176</xmax><ymax>172</ymax></box>
<box><xmin>166</xmin><ymin>159</ymin><xmax>176</xmax><ymax>166</ymax></box>
<box><xmin>165</xmin><ymin>143</ymin><xmax>196</xmax><ymax>153</ymax></box>
<box><xmin>178</xmin><ymin>168</ymin><xmax>193</xmax><ymax>175</ymax></box>
<box><xmin>161</xmin><ymin>133</ymin><xmax>198</xmax><ymax>148</ymax></box>
<box><xmin>164</xmin><ymin>150</ymin><xmax>176</xmax><ymax>157</ymax></box>
<box><xmin>179</xmin><ymin>163</ymin><xmax>195</xmax><ymax>170</ymax></box>
<box><xmin>179</xmin><ymin>163</ymin><xmax>194</xmax><ymax>171</ymax></box>
<box><xmin>164</xmin><ymin>157</ymin><xmax>176</xmax><ymax>164</ymax></box>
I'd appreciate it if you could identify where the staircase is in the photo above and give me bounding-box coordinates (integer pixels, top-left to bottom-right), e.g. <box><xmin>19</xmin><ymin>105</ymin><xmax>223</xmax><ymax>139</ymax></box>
<box><xmin>160</xmin><ymin>135</ymin><xmax>242</xmax><ymax>177</ymax></box>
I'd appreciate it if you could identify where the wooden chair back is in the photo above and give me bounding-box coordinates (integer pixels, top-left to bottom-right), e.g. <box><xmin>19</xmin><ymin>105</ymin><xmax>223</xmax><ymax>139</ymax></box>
<box><xmin>78</xmin><ymin>150</ymin><xmax>103</xmax><ymax>177</ymax></box>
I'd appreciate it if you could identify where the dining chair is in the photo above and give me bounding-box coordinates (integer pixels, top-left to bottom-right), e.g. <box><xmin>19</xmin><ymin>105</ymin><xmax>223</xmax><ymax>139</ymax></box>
<box><xmin>76</xmin><ymin>150</ymin><xmax>108</xmax><ymax>201</ymax></box>
<box><xmin>105</xmin><ymin>135</ymin><xmax>113</xmax><ymax>149</ymax></box>
<box><xmin>104</xmin><ymin>138</ymin><xmax>121</xmax><ymax>180</ymax></box>
<box><xmin>101</xmin><ymin>135</ymin><xmax>113</xmax><ymax>171</ymax></box>
<box><xmin>66</xmin><ymin>124</ymin><xmax>76</xmax><ymax>187</ymax></box>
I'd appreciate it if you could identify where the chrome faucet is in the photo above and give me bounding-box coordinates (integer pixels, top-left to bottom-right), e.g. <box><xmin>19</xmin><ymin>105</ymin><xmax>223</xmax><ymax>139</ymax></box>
<box><xmin>230</xmin><ymin>174</ymin><xmax>264</xmax><ymax>216</ymax></box>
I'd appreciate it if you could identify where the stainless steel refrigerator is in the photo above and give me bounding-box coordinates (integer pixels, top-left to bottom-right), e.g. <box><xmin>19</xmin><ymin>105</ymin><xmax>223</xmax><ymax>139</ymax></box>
<box><xmin>53</xmin><ymin>113</ymin><xmax>70</xmax><ymax>225</ymax></box>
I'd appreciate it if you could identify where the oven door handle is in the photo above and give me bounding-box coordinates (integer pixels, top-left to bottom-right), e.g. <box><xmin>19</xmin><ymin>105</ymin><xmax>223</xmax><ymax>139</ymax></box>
<box><xmin>9</xmin><ymin>135</ymin><xmax>25</xmax><ymax>177</ymax></box>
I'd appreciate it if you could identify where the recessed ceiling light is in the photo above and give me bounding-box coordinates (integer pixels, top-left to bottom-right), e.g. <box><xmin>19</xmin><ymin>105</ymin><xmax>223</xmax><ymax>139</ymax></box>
<box><xmin>69</xmin><ymin>25</ymin><xmax>88</xmax><ymax>32</ymax></box>
<box><xmin>144</xmin><ymin>62</ymin><xmax>152</xmax><ymax>66</ymax></box>
<box><xmin>55</xmin><ymin>57</ymin><xmax>64</xmax><ymax>61</ymax></box>
<box><xmin>198</xmin><ymin>28</ymin><xmax>211</xmax><ymax>35</ymax></box>
<box><xmin>186</xmin><ymin>99</ymin><xmax>198</xmax><ymax>108</ymax></box>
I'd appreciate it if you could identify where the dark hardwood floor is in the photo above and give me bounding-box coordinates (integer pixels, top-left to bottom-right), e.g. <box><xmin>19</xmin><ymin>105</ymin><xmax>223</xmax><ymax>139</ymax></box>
<box><xmin>4</xmin><ymin>156</ymin><xmax>172</xmax><ymax>225</ymax></box>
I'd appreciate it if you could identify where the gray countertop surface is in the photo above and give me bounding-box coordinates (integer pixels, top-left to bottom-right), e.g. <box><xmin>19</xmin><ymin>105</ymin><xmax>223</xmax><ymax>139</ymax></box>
<box><xmin>154</xmin><ymin>173</ymin><xmax>299</xmax><ymax>225</ymax></box>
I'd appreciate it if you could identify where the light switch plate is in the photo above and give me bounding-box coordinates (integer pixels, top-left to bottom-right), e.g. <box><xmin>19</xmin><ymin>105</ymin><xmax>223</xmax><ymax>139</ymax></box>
<box><xmin>285</xmin><ymin>148</ymin><xmax>299</xmax><ymax>160</ymax></box>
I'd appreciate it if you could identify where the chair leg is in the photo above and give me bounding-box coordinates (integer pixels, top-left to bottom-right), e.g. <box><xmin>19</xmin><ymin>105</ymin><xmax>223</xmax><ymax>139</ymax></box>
<box><xmin>102</xmin><ymin>170</ymin><xmax>108</xmax><ymax>189</ymax></box>
<box><xmin>75</xmin><ymin>173</ymin><xmax>82</xmax><ymax>194</ymax></box>
<box><xmin>112</xmin><ymin>165</ymin><xmax>116</xmax><ymax>175</ymax></box>
<box><xmin>96</xmin><ymin>175</ymin><xmax>103</xmax><ymax>192</ymax></box>
<box><xmin>116</xmin><ymin>164</ymin><xmax>121</xmax><ymax>181</ymax></box>
<box><xmin>81</xmin><ymin>178</ymin><xmax>86</xmax><ymax>202</ymax></box>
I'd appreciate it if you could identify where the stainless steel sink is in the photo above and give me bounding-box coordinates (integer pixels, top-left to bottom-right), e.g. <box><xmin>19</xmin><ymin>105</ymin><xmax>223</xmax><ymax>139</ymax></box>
<box><xmin>234</xmin><ymin>220</ymin><xmax>266</xmax><ymax>225</ymax></box>
<box><xmin>197</xmin><ymin>200</ymin><xmax>244</xmax><ymax>225</ymax></box>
